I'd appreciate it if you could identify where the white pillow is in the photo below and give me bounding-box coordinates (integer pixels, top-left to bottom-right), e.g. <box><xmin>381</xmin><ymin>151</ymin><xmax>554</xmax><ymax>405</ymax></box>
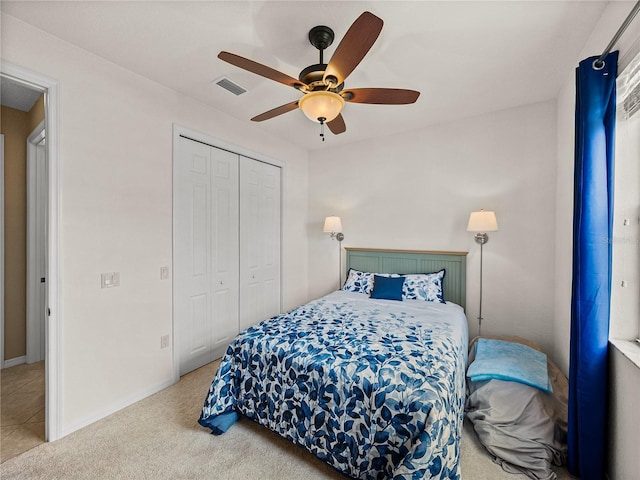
<box><xmin>341</xmin><ymin>269</ymin><xmax>373</xmax><ymax>294</ymax></box>
<box><xmin>402</xmin><ymin>270</ymin><xmax>446</xmax><ymax>303</ymax></box>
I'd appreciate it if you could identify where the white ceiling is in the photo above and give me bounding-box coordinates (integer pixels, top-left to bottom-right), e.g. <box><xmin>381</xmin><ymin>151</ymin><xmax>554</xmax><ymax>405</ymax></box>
<box><xmin>0</xmin><ymin>76</ymin><xmax>42</xmax><ymax>112</ymax></box>
<box><xmin>1</xmin><ymin>1</ymin><xmax>611</xmax><ymax>151</ymax></box>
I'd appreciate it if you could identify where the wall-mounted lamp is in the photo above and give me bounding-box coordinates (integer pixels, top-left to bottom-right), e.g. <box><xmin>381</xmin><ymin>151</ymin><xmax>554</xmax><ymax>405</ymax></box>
<box><xmin>323</xmin><ymin>216</ymin><xmax>344</xmax><ymax>241</ymax></box>
<box><xmin>467</xmin><ymin>210</ymin><xmax>498</xmax><ymax>337</ymax></box>
<box><xmin>324</xmin><ymin>216</ymin><xmax>345</xmax><ymax>289</ymax></box>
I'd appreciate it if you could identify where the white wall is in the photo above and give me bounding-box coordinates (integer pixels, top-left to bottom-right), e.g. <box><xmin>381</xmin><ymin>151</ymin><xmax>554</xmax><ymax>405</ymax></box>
<box><xmin>308</xmin><ymin>100</ymin><xmax>559</xmax><ymax>357</ymax></box>
<box><xmin>554</xmin><ymin>78</ymin><xmax>575</xmax><ymax>375</ymax></box>
<box><xmin>608</xmin><ymin>345</ymin><xmax>640</xmax><ymax>480</ymax></box>
<box><xmin>1</xmin><ymin>13</ymin><xmax>308</xmax><ymax>436</ymax></box>
<box><xmin>554</xmin><ymin>3</ymin><xmax>640</xmax><ymax>479</ymax></box>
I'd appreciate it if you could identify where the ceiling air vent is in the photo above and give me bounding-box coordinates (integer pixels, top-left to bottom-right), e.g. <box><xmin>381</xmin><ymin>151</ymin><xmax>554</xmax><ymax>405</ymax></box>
<box><xmin>213</xmin><ymin>76</ymin><xmax>247</xmax><ymax>96</ymax></box>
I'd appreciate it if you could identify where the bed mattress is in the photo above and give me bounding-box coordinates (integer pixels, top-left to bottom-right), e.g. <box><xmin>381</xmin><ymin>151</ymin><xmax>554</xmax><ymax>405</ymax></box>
<box><xmin>199</xmin><ymin>290</ymin><xmax>468</xmax><ymax>479</ymax></box>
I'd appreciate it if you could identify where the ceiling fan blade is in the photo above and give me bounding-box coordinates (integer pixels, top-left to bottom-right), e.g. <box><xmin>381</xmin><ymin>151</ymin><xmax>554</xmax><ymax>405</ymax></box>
<box><xmin>342</xmin><ymin>88</ymin><xmax>420</xmax><ymax>105</ymax></box>
<box><xmin>219</xmin><ymin>51</ymin><xmax>305</xmax><ymax>89</ymax></box>
<box><xmin>327</xmin><ymin>114</ymin><xmax>346</xmax><ymax>135</ymax></box>
<box><xmin>251</xmin><ymin>100</ymin><xmax>300</xmax><ymax>122</ymax></box>
<box><xmin>323</xmin><ymin>12</ymin><xmax>383</xmax><ymax>86</ymax></box>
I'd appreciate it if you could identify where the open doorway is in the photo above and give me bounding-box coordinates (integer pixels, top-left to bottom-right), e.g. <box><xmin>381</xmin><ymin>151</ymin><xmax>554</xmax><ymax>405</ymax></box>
<box><xmin>0</xmin><ymin>77</ymin><xmax>47</xmax><ymax>462</ymax></box>
<box><xmin>0</xmin><ymin>63</ymin><xmax>61</xmax><ymax>457</ymax></box>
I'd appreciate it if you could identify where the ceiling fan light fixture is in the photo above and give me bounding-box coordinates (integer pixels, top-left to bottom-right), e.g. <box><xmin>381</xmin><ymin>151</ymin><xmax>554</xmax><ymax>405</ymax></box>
<box><xmin>298</xmin><ymin>91</ymin><xmax>345</xmax><ymax>123</ymax></box>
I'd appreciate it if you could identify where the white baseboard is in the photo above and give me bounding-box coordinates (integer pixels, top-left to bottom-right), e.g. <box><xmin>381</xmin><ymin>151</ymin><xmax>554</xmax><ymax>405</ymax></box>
<box><xmin>60</xmin><ymin>377</ymin><xmax>176</xmax><ymax>438</ymax></box>
<box><xmin>2</xmin><ymin>355</ymin><xmax>27</xmax><ymax>369</ymax></box>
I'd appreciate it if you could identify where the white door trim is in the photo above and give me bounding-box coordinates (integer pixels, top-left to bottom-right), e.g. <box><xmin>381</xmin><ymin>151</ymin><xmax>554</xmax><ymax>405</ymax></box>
<box><xmin>0</xmin><ymin>134</ymin><xmax>4</xmax><ymax>371</ymax></box>
<box><xmin>1</xmin><ymin>61</ymin><xmax>62</xmax><ymax>441</ymax></box>
<box><xmin>27</xmin><ymin>120</ymin><xmax>46</xmax><ymax>364</ymax></box>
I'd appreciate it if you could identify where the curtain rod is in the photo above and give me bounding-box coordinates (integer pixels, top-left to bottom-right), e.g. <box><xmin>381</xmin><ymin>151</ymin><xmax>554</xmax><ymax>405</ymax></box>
<box><xmin>593</xmin><ymin>0</ymin><xmax>640</xmax><ymax>70</ymax></box>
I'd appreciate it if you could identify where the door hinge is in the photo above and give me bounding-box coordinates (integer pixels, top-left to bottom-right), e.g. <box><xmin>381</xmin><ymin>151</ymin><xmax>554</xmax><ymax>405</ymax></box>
<box><xmin>47</xmin><ymin>308</ymin><xmax>51</xmax><ymax>317</ymax></box>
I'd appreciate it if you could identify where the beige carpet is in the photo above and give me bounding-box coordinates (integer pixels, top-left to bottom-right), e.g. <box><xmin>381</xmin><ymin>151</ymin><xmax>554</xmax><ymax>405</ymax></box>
<box><xmin>0</xmin><ymin>361</ymin><xmax>573</xmax><ymax>479</ymax></box>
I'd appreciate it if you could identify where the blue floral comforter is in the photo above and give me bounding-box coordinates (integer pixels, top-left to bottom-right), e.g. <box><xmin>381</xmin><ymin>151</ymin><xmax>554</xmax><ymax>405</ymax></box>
<box><xmin>199</xmin><ymin>291</ymin><xmax>468</xmax><ymax>479</ymax></box>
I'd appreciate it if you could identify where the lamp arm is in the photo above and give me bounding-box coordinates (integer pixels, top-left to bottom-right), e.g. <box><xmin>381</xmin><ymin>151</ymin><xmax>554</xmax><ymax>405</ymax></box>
<box><xmin>328</xmin><ymin>231</ymin><xmax>345</xmax><ymax>289</ymax></box>
<box><xmin>338</xmin><ymin>238</ymin><xmax>342</xmax><ymax>290</ymax></box>
<box><xmin>478</xmin><ymin>241</ymin><xmax>483</xmax><ymax>336</ymax></box>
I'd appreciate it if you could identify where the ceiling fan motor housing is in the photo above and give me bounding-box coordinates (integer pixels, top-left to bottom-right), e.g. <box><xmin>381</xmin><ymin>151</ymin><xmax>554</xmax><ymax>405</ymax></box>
<box><xmin>300</xmin><ymin>25</ymin><xmax>343</xmax><ymax>91</ymax></box>
<box><xmin>298</xmin><ymin>64</ymin><xmax>344</xmax><ymax>92</ymax></box>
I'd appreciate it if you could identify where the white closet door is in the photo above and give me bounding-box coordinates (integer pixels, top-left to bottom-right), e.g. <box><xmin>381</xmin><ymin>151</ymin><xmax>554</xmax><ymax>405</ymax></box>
<box><xmin>260</xmin><ymin>161</ymin><xmax>281</xmax><ymax>319</ymax></box>
<box><xmin>175</xmin><ymin>139</ymin><xmax>212</xmax><ymax>375</ymax></box>
<box><xmin>175</xmin><ymin>137</ymin><xmax>239</xmax><ymax>375</ymax></box>
<box><xmin>239</xmin><ymin>157</ymin><xmax>281</xmax><ymax>330</ymax></box>
<box><xmin>210</xmin><ymin>147</ymin><xmax>239</xmax><ymax>352</ymax></box>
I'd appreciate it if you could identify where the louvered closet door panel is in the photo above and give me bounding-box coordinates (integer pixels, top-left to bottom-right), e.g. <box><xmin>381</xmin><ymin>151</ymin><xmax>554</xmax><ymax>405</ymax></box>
<box><xmin>175</xmin><ymin>138</ymin><xmax>213</xmax><ymax>375</ymax></box>
<box><xmin>239</xmin><ymin>157</ymin><xmax>281</xmax><ymax>330</ymax></box>
<box><xmin>210</xmin><ymin>147</ymin><xmax>239</xmax><ymax>350</ymax></box>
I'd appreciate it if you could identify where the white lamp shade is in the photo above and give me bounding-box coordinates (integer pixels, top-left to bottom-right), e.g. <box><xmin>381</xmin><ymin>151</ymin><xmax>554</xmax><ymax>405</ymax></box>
<box><xmin>323</xmin><ymin>216</ymin><xmax>343</xmax><ymax>233</ymax></box>
<box><xmin>299</xmin><ymin>91</ymin><xmax>345</xmax><ymax>123</ymax></box>
<box><xmin>467</xmin><ymin>210</ymin><xmax>498</xmax><ymax>232</ymax></box>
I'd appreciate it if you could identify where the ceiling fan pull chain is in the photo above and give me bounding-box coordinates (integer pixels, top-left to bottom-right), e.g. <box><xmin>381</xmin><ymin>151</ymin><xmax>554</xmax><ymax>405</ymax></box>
<box><xmin>319</xmin><ymin>117</ymin><xmax>326</xmax><ymax>141</ymax></box>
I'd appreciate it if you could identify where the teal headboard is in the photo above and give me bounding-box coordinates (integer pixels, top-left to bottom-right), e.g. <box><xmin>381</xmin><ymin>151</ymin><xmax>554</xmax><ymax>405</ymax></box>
<box><xmin>345</xmin><ymin>248</ymin><xmax>468</xmax><ymax>310</ymax></box>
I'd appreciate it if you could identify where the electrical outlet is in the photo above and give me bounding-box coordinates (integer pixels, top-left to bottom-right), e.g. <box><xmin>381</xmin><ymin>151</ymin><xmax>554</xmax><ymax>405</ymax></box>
<box><xmin>160</xmin><ymin>334</ymin><xmax>170</xmax><ymax>349</ymax></box>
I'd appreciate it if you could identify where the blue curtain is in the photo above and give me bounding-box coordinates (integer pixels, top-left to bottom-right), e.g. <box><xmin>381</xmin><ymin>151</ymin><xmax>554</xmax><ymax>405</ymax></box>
<box><xmin>569</xmin><ymin>51</ymin><xmax>618</xmax><ymax>479</ymax></box>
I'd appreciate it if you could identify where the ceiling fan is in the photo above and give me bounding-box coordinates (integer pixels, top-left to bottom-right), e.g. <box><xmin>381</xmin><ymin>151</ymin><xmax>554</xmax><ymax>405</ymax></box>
<box><xmin>218</xmin><ymin>11</ymin><xmax>420</xmax><ymax>139</ymax></box>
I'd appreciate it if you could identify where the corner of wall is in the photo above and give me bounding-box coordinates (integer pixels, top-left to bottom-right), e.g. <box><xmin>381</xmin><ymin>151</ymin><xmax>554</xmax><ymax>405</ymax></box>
<box><xmin>554</xmin><ymin>79</ymin><xmax>575</xmax><ymax>376</ymax></box>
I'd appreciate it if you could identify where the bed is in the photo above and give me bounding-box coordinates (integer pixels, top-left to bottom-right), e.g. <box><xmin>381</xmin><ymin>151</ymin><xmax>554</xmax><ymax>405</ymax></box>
<box><xmin>199</xmin><ymin>249</ymin><xmax>469</xmax><ymax>479</ymax></box>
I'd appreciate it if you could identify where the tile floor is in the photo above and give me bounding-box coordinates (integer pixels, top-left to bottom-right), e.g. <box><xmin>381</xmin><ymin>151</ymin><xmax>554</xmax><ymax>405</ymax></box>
<box><xmin>0</xmin><ymin>361</ymin><xmax>45</xmax><ymax>463</ymax></box>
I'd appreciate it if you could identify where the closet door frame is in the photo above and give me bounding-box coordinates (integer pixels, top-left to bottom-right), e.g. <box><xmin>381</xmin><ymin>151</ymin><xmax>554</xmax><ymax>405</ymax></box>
<box><xmin>171</xmin><ymin>124</ymin><xmax>285</xmax><ymax>382</ymax></box>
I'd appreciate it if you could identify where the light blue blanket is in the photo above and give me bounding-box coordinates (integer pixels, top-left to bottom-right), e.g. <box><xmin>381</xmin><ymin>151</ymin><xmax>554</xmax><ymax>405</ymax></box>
<box><xmin>467</xmin><ymin>338</ymin><xmax>552</xmax><ymax>393</ymax></box>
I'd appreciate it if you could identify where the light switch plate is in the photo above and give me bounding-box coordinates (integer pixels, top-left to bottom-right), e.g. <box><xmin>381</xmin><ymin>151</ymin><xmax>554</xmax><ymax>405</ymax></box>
<box><xmin>160</xmin><ymin>266</ymin><xmax>169</xmax><ymax>280</ymax></box>
<box><xmin>160</xmin><ymin>334</ymin><xmax>170</xmax><ymax>349</ymax></box>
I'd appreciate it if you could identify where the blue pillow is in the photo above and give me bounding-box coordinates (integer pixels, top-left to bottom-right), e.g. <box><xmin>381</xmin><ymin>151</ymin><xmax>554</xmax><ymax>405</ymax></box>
<box><xmin>370</xmin><ymin>275</ymin><xmax>405</xmax><ymax>301</ymax></box>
